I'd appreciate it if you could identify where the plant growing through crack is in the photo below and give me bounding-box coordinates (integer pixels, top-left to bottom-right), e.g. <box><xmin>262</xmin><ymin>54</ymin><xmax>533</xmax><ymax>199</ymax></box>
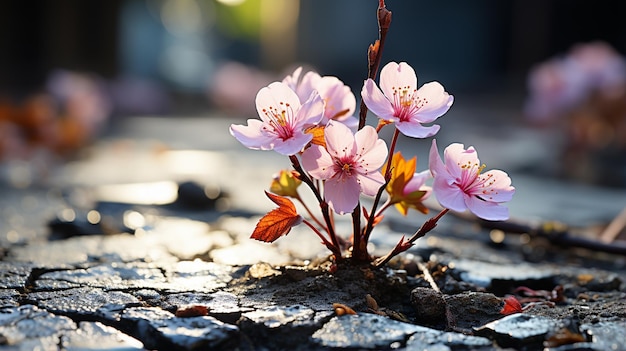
<box><xmin>229</xmin><ymin>0</ymin><xmax>515</xmax><ymax>267</ymax></box>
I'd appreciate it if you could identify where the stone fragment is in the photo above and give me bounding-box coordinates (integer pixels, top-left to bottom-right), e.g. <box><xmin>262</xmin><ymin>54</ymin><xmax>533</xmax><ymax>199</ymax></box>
<box><xmin>0</xmin><ymin>262</ymin><xmax>33</xmax><ymax>289</ymax></box>
<box><xmin>410</xmin><ymin>287</ymin><xmax>447</xmax><ymax>328</ymax></box>
<box><xmin>62</xmin><ymin>321</ymin><xmax>145</xmax><ymax>350</ymax></box>
<box><xmin>9</xmin><ymin>233</ymin><xmax>176</xmax><ymax>266</ymax></box>
<box><xmin>579</xmin><ymin>321</ymin><xmax>626</xmax><ymax>351</ymax></box>
<box><xmin>120</xmin><ymin>307</ymin><xmax>239</xmax><ymax>350</ymax></box>
<box><xmin>405</xmin><ymin>329</ymin><xmax>494</xmax><ymax>350</ymax></box>
<box><xmin>27</xmin><ymin>287</ymin><xmax>140</xmax><ymax>318</ymax></box>
<box><xmin>166</xmin><ymin>260</ymin><xmax>233</xmax><ymax>293</ymax></box>
<box><xmin>133</xmin><ymin>289</ymin><xmax>162</xmax><ymax>306</ymax></box>
<box><xmin>444</xmin><ymin>291</ymin><xmax>505</xmax><ymax>330</ymax></box>
<box><xmin>0</xmin><ymin>289</ymin><xmax>20</xmax><ymax>308</ymax></box>
<box><xmin>0</xmin><ymin>305</ymin><xmax>75</xmax><ymax>348</ymax></box>
<box><xmin>240</xmin><ymin>305</ymin><xmax>332</xmax><ymax>348</ymax></box>
<box><xmin>36</xmin><ymin>262</ymin><xmax>167</xmax><ymax>290</ymax></box>
<box><xmin>311</xmin><ymin>313</ymin><xmax>427</xmax><ymax>349</ymax></box>
<box><xmin>474</xmin><ymin>313</ymin><xmax>560</xmax><ymax>349</ymax></box>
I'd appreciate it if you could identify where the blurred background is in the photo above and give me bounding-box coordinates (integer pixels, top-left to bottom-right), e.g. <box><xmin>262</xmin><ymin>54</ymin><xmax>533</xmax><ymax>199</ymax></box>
<box><xmin>0</xmin><ymin>0</ymin><xmax>625</xmax><ymax>187</ymax></box>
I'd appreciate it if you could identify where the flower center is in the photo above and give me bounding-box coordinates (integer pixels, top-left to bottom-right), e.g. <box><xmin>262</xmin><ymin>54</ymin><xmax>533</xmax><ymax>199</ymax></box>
<box><xmin>341</xmin><ymin>162</ymin><xmax>353</xmax><ymax>176</ymax></box>
<box><xmin>261</xmin><ymin>101</ymin><xmax>296</xmax><ymax>140</ymax></box>
<box><xmin>457</xmin><ymin>161</ymin><xmax>499</xmax><ymax>200</ymax></box>
<box><xmin>391</xmin><ymin>86</ymin><xmax>429</xmax><ymax>121</ymax></box>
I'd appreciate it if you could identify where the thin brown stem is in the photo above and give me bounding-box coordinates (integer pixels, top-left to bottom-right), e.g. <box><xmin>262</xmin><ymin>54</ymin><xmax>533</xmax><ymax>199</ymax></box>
<box><xmin>384</xmin><ymin>128</ymin><xmax>400</xmax><ymax>180</ymax></box>
<box><xmin>295</xmin><ymin>195</ymin><xmax>327</xmax><ymax>232</ymax></box>
<box><xmin>375</xmin><ymin>199</ymin><xmax>392</xmax><ymax>218</ymax></box>
<box><xmin>374</xmin><ymin>208</ymin><xmax>449</xmax><ymax>267</ymax></box>
<box><xmin>351</xmin><ymin>203</ymin><xmax>370</xmax><ymax>261</ymax></box>
<box><xmin>302</xmin><ymin>219</ymin><xmax>341</xmax><ymax>259</ymax></box>
<box><xmin>358</xmin><ymin>0</ymin><xmax>392</xmax><ymax>130</ymax></box>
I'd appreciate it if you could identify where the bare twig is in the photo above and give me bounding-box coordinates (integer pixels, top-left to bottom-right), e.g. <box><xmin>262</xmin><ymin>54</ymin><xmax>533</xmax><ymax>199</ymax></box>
<box><xmin>417</xmin><ymin>259</ymin><xmax>440</xmax><ymax>293</ymax></box>
<box><xmin>599</xmin><ymin>206</ymin><xmax>626</xmax><ymax>244</ymax></box>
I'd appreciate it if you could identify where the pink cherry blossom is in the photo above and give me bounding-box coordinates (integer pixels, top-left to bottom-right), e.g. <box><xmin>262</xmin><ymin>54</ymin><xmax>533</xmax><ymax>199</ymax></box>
<box><xmin>429</xmin><ymin>140</ymin><xmax>514</xmax><ymax>221</ymax></box>
<box><xmin>229</xmin><ymin>81</ymin><xmax>324</xmax><ymax>155</ymax></box>
<box><xmin>301</xmin><ymin>121</ymin><xmax>388</xmax><ymax>214</ymax></box>
<box><xmin>361</xmin><ymin>61</ymin><xmax>454</xmax><ymax>138</ymax></box>
<box><xmin>283</xmin><ymin>67</ymin><xmax>358</xmax><ymax>128</ymax></box>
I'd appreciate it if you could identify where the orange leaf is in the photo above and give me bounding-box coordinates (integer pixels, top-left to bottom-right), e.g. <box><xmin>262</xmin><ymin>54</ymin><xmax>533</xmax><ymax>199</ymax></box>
<box><xmin>305</xmin><ymin>125</ymin><xmax>326</xmax><ymax>148</ymax></box>
<box><xmin>251</xmin><ymin>191</ymin><xmax>303</xmax><ymax>243</ymax></box>
<box><xmin>383</xmin><ymin>152</ymin><xmax>416</xmax><ymax>196</ymax></box>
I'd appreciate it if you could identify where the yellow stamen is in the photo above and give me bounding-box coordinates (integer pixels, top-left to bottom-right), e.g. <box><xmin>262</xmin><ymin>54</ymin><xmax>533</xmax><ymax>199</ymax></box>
<box><xmin>477</xmin><ymin>163</ymin><xmax>486</xmax><ymax>175</ymax></box>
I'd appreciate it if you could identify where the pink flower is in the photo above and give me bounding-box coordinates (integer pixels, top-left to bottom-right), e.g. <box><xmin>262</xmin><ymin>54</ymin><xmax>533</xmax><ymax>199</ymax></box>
<box><xmin>301</xmin><ymin>121</ymin><xmax>388</xmax><ymax>214</ymax></box>
<box><xmin>283</xmin><ymin>67</ymin><xmax>358</xmax><ymax>128</ymax></box>
<box><xmin>361</xmin><ymin>62</ymin><xmax>454</xmax><ymax>138</ymax></box>
<box><xmin>429</xmin><ymin>140</ymin><xmax>514</xmax><ymax>221</ymax></box>
<box><xmin>230</xmin><ymin>82</ymin><xmax>324</xmax><ymax>155</ymax></box>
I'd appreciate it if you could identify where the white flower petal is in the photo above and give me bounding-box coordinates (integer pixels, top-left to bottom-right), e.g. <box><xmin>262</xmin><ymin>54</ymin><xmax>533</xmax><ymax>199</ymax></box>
<box><xmin>325</xmin><ymin>176</ymin><xmax>361</xmax><ymax>215</ymax></box>
<box><xmin>413</xmin><ymin>82</ymin><xmax>454</xmax><ymax>123</ymax></box>
<box><xmin>465</xmin><ymin>196</ymin><xmax>510</xmax><ymax>221</ymax></box>
<box><xmin>230</xmin><ymin>120</ymin><xmax>274</xmax><ymax>150</ymax></box>
<box><xmin>396</xmin><ymin>122</ymin><xmax>440</xmax><ymax>139</ymax></box>
<box><xmin>301</xmin><ymin>144</ymin><xmax>336</xmax><ymax>180</ymax></box>
<box><xmin>324</xmin><ymin>121</ymin><xmax>356</xmax><ymax>159</ymax></box>
<box><xmin>379</xmin><ymin>62</ymin><xmax>417</xmax><ymax>99</ymax></box>
<box><xmin>361</xmin><ymin>79</ymin><xmax>396</xmax><ymax>121</ymax></box>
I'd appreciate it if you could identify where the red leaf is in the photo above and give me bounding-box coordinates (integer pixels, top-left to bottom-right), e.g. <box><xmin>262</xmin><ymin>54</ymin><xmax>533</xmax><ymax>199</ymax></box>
<box><xmin>500</xmin><ymin>295</ymin><xmax>523</xmax><ymax>315</ymax></box>
<box><xmin>251</xmin><ymin>191</ymin><xmax>303</xmax><ymax>243</ymax></box>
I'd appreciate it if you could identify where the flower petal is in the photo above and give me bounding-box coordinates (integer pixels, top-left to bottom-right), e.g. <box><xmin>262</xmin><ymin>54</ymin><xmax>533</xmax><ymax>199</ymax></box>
<box><xmin>379</xmin><ymin>62</ymin><xmax>417</xmax><ymax>99</ymax></box>
<box><xmin>297</xmin><ymin>71</ymin><xmax>322</xmax><ymax>102</ymax></box>
<box><xmin>361</xmin><ymin>79</ymin><xmax>395</xmax><ymax>121</ymax></box>
<box><xmin>325</xmin><ymin>176</ymin><xmax>361</xmax><ymax>215</ymax></box>
<box><xmin>355</xmin><ymin>126</ymin><xmax>388</xmax><ymax>164</ymax></box>
<box><xmin>316</xmin><ymin>76</ymin><xmax>356</xmax><ymax>123</ymax></box>
<box><xmin>283</xmin><ymin>68</ymin><xmax>321</xmax><ymax>103</ymax></box>
<box><xmin>301</xmin><ymin>144</ymin><xmax>335</xmax><ymax>180</ymax></box>
<box><xmin>337</xmin><ymin>116</ymin><xmax>359</xmax><ymax>131</ymax></box>
<box><xmin>428</xmin><ymin>139</ymin><xmax>449</xmax><ymax>179</ymax></box>
<box><xmin>477</xmin><ymin>170</ymin><xmax>516</xmax><ymax>202</ymax></box>
<box><xmin>297</xmin><ymin>91</ymin><xmax>325</xmax><ymax>127</ymax></box>
<box><xmin>413</xmin><ymin>82</ymin><xmax>454</xmax><ymax>123</ymax></box>
<box><xmin>396</xmin><ymin>121</ymin><xmax>440</xmax><ymax>139</ymax></box>
<box><xmin>432</xmin><ymin>176</ymin><xmax>467</xmax><ymax>212</ymax></box>
<box><xmin>465</xmin><ymin>196</ymin><xmax>510</xmax><ymax>221</ymax></box>
<box><xmin>358</xmin><ymin>171</ymin><xmax>385</xmax><ymax>196</ymax></box>
<box><xmin>272</xmin><ymin>132</ymin><xmax>313</xmax><ymax>155</ymax></box>
<box><xmin>324</xmin><ymin>121</ymin><xmax>356</xmax><ymax>159</ymax></box>
<box><xmin>282</xmin><ymin>66</ymin><xmax>303</xmax><ymax>92</ymax></box>
<box><xmin>443</xmin><ymin>143</ymin><xmax>480</xmax><ymax>181</ymax></box>
<box><xmin>230</xmin><ymin>120</ymin><xmax>274</xmax><ymax>150</ymax></box>
<box><xmin>404</xmin><ymin>170</ymin><xmax>431</xmax><ymax>195</ymax></box>
<box><xmin>255</xmin><ymin>82</ymin><xmax>301</xmax><ymax>123</ymax></box>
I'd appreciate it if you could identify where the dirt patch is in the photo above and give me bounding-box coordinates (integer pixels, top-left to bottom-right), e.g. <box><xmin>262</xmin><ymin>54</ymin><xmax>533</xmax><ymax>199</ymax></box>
<box><xmin>226</xmin><ymin>252</ymin><xmax>626</xmax><ymax>342</ymax></box>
